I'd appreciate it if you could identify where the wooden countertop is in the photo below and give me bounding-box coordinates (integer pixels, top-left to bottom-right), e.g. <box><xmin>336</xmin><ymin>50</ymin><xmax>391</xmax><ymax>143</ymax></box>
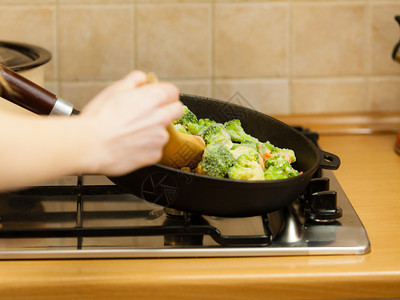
<box><xmin>0</xmin><ymin>114</ymin><xmax>400</xmax><ymax>299</ymax></box>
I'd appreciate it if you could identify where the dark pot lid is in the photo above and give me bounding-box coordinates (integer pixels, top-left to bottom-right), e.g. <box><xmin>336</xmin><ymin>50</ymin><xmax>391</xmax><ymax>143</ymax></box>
<box><xmin>0</xmin><ymin>41</ymin><xmax>51</xmax><ymax>72</ymax></box>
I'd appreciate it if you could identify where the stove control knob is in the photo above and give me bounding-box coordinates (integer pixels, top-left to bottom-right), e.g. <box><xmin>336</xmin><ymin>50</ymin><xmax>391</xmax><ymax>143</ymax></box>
<box><xmin>303</xmin><ymin>177</ymin><xmax>330</xmax><ymax>206</ymax></box>
<box><xmin>305</xmin><ymin>191</ymin><xmax>342</xmax><ymax>222</ymax></box>
<box><xmin>306</xmin><ymin>177</ymin><xmax>330</xmax><ymax>197</ymax></box>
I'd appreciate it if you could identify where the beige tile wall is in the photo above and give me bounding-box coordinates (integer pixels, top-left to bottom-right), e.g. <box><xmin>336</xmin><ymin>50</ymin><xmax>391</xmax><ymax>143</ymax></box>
<box><xmin>1</xmin><ymin>0</ymin><xmax>400</xmax><ymax>115</ymax></box>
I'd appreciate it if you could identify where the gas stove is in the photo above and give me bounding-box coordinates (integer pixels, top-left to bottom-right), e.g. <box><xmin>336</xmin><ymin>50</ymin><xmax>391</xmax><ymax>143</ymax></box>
<box><xmin>0</xmin><ymin>169</ymin><xmax>370</xmax><ymax>259</ymax></box>
<box><xmin>0</xmin><ymin>127</ymin><xmax>370</xmax><ymax>259</ymax></box>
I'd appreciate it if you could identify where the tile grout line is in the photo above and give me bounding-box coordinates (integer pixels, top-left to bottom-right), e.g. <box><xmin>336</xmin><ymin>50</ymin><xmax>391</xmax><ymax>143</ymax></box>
<box><xmin>365</xmin><ymin>0</ymin><xmax>372</xmax><ymax>112</ymax></box>
<box><xmin>211</xmin><ymin>0</ymin><xmax>216</xmax><ymax>98</ymax></box>
<box><xmin>288</xmin><ymin>1</ymin><xmax>293</xmax><ymax>115</ymax></box>
<box><xmin>133</xmin><ymin>0</ymin><xmax>137</xmax><ymax>70</ymax></box>
<box><xmin>52</xmin><ymin>75</ymin><xmax>400</xmax><ymax>84</ymax></box>
<box><xmin>55</xmin><ymin>0</ymin><xmax>61</xmax><ymax>96</ymax></box>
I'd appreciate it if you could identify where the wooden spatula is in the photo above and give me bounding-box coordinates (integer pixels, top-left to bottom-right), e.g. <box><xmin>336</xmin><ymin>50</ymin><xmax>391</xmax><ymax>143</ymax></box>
<box><xmin>160</xmin><ymin>123</ymin><xmax>206</xmax><ymax>169</ymax></box>
<box><xmin>145</xmin><ymin>74</ymin><xmax>205</xmax><ymax>169</ymax></box>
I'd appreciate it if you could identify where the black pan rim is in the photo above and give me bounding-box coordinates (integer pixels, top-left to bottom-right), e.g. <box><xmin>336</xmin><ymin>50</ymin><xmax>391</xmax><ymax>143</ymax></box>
<box><xmin>147</xmin><ymin>93</ymin><xmax>321</xmax><ymax>185</ymax></box>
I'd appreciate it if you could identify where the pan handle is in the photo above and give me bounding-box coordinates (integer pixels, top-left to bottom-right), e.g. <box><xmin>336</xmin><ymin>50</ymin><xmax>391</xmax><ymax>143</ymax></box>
<box><xmin>318</xmin><ymin>149</ymin><xmax>341</xmax><ymax>170</ymax></box>
<box><xmin>0</xmin><ymin>64</ymin><xmax>76</xmax><ymax>116</ymax></box>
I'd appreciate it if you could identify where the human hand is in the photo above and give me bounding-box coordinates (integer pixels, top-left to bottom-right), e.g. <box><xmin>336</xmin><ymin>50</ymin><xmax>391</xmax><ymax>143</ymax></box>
<box><xmin>78</xmin><ymin>70</ymin><xmax>183</xmax><ymax>176</ymax></box>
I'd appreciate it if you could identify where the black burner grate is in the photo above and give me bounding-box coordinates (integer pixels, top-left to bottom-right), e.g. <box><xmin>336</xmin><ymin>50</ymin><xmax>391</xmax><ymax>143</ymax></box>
<box><xmin>0</xmin><ymin>184</ymin><xmax>272</xmax><ymax>247</ymax></box>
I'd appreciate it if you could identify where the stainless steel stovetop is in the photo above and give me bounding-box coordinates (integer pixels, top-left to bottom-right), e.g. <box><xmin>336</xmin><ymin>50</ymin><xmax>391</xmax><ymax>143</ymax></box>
<box><xmin>0</xmin><ymin>170</ymin><xmax>370</xmax><ymax>259</ymax></box>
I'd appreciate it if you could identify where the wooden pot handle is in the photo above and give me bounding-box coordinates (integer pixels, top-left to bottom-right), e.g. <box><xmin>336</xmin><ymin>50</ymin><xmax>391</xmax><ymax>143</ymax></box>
<box><xmin>0</xmin><ymin>64</ymin><xmax>75</xmax><ymax>116</ymax></box>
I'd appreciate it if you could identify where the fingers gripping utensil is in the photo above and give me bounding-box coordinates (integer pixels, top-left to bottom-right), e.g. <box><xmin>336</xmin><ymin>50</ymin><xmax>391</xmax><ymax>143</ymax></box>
<box><xmin>144</xmin><ymin>74</ymin><xmax>205</xmax><ymax>169</ymax></box>
<box><xmin>0</xmin><ymin>65</ymin><xmax>205</xmax><ymax>169</ymax></box>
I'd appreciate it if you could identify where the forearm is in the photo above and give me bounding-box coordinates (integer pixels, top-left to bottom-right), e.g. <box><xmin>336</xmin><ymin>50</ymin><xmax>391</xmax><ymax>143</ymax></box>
<box><xmin>0</xmin><ymin>112</ymin><xmax>95</xmax><ymax>192</ymax></box>
<box><xmin>0</xmin><ymin>70</ymin><xmax>182</xmax><ymax>192</ymax></box>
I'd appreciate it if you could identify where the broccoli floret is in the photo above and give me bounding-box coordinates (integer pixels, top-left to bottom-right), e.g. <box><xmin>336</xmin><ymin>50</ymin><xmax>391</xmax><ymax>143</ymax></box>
<box><xmin>276</xmin><ymin>148</ymin><xmax>296</xmax><ymax>163</ymax></box>
<box><xmin>187</xmin><ymin>118</ymin><xmax>219</xmax><ymax>137</ymax></box>
<box><xmin>173</xmin><ymin>106</ymin><xmax>198</xmax><ymax>126</ymax></box>
<box><xmin>264</xmin><ymin>141</ymin><xmax>278</xmax><ymax>153</ymax></box>
<box><xmin>199</xmin><ymin>144</ymin><xmax>235</xmax><ymax>178</ymax></box>
<box><xmin>187</xmin><ymin>123</ymin><xmax>207</xmax><ymax>136</ymax></box>
<box><xmin>230</xmin><ymin>143</ymin><xmax>241</xmax><ymax>150</ymax></box>
<box><xmin>255</xmin><ymin>142</ymin><xmax>267</xmax><ymax>157</ymax></box>
<box><xmin>264</xmin><ymin>155</ymin><xmax>299</xmax><ymax>180</ymax></box>
<box><xmin>224</xmin><ymin>120</ymin><xmax>277</xmax><ymax>162</ymax></box>
<box><xmin>263</xmin><ymin>141</ymin><xmax>296</xmax><ymax>163</ymax></box>
<box><xmin>224</xmin><ymin>119</ymin><xmax>256</xmax><ymax>143</ymax></box>
<box><xmin>239</xmin><ymin>140</ymin><xmax>258</xmax><ymax>151</ymax></box>
<box><xmin>228</xmin><ymin>154</ymin><xmax>264</xmax><ymax>181</ymax></box>
<box><xmin>202</xmin><ymin>123</ymin><xmax>233</xmax><ymax>149</ymax></box>
<box><xmin>174</xmin><ymin>124</ymin><xmax>190</xmax><ymax>134</ymax></box>
<box><xmin>199</xmin><ymin>118</ymin><xmax>217</xmax><ymax>127</ymax></box>
<box><xmin>230</xmin><ymin>145</ymin><xmax>259</xmax><ymax>161</ymax></box>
